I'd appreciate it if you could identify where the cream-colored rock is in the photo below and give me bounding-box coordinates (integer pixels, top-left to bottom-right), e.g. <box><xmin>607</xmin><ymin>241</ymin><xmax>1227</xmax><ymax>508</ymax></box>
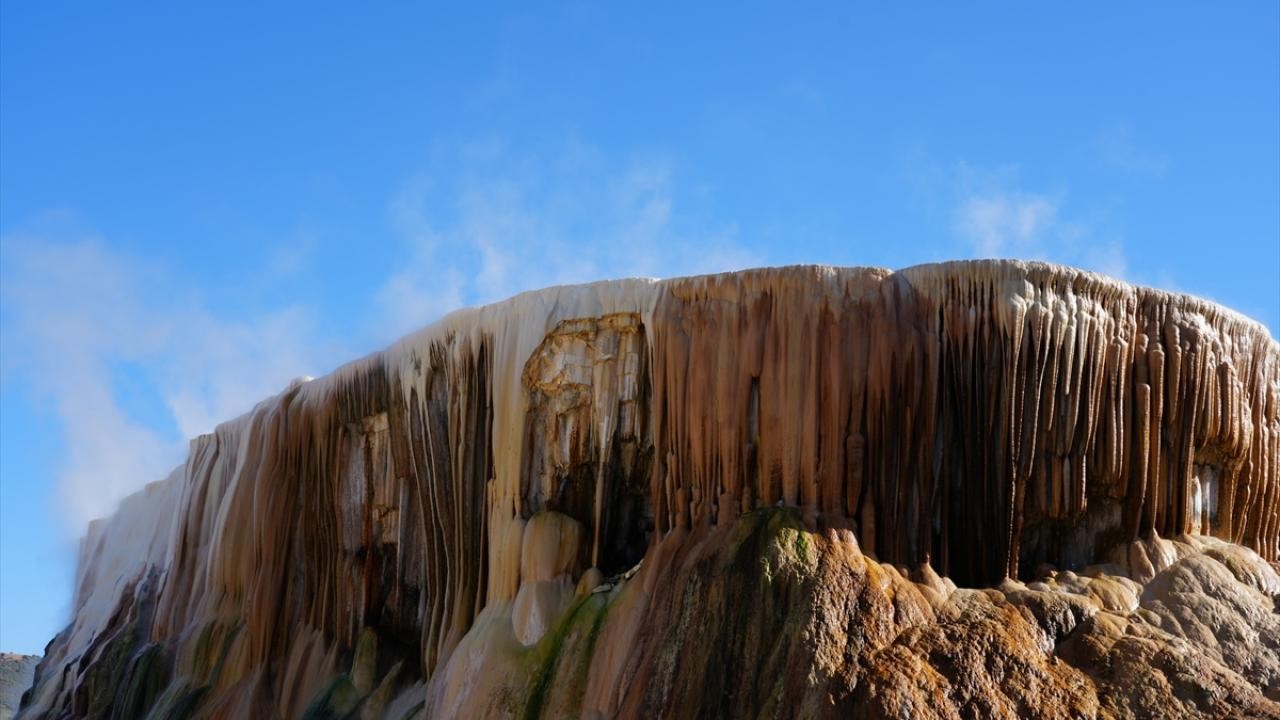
<box><xmin>510</xmin><ymin>511</ymin><xmax>584</xmax><ymax>646</ymax></box>
<box><xmin>511</xmin><ymin>578</ymin><xmax>575</xmax><ymax>647</ymax></box>
<box><xmin>576</xmin><ymin>567</ymin><xmax>605</xmax><ymax>595</ymax></box>
<box><xmin>519</xmin><ymin>511</ymin><xmax>584</xmax><ymax>583</ymax></box>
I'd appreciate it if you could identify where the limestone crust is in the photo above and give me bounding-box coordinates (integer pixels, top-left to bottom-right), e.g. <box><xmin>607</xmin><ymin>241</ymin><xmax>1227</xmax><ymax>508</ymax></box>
<box><xmin>18</xmin><ymin>261</ymin><xmax>1280</xmax><ymax>719</ymax></box>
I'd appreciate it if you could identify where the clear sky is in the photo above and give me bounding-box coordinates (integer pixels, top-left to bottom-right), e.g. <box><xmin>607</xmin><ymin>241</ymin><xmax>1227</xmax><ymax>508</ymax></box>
<box><xmin>1</xmin><ymin>3</ymin><xmax>1277</xmax><ymax>655</ymax></box>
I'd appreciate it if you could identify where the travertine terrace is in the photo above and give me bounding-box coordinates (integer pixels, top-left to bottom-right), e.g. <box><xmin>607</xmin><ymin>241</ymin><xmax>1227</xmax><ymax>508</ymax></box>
<box><xmin>20</xmin><ymin>261</ymin><xmax>1280</xmax><ymax>719</ymax></box>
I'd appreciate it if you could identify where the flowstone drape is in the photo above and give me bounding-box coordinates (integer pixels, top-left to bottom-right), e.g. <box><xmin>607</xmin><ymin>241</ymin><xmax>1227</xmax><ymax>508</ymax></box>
<box><xmin>22</xmin><ymin>262</ymin><xmax>1280</xmax><ymax>719</ymax></box>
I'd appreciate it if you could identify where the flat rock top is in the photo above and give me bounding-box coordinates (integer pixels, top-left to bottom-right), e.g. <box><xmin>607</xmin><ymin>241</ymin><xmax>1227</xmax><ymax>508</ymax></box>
<box><xmin>0</xmin><ymin>653</ymin><xmax>38</xmax><ymax>720</ymax></box>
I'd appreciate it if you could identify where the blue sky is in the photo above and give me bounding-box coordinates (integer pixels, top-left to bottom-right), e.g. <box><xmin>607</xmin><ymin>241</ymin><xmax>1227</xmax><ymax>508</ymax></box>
<box><xmin>1</xmin><ymin>3</ymin><xmax>1277</xmax><ymax>655</ymax></box>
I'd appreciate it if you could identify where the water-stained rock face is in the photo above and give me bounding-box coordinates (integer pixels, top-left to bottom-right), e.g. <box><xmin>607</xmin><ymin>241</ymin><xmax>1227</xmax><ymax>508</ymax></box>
<box><xmin>19</xmin><ymin>262</ymin><xmax>1280</xmax><ymax>719</ymax></box>
<box><xmin>520</xmin><ymin>313</ymin><xmax>653</xmax><ymax>576</ymax></box>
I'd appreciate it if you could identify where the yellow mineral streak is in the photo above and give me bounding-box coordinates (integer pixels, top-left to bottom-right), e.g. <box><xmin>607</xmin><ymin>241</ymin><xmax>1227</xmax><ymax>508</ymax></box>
<box><xmin>22</xmin><ymin>261</ymin><xmax>1279</xmax><ymax>718</ymax></box>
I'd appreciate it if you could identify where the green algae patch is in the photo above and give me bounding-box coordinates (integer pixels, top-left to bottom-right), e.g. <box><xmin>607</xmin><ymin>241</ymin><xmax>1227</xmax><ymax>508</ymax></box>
<box><xmin>642</xmin><ymin>507</ymin><xmax>834</xmax><ymax>717</ymax></box>
<box><xmin>74</xmin><ymin>614</ymin><xmax>143</xmax><ymax>719</ymax></box>
<box><xmin>183</xmin><ymin>616</ymin><xmax>243</xmax><ymax>688</ymax></box>
<box><xmin>116</xmin><ymin>643</ymin><xmax>172</xmax><ymax>719</ymax></box>
<box><xmin>723</xmin><ymin>506</ymin><xmax>818</xmax><ymax>579</ymax></box>
<box><xmin>514</xmin><ymin>590</ymin><xmax>614</xmax><ymax>720</ymax></box>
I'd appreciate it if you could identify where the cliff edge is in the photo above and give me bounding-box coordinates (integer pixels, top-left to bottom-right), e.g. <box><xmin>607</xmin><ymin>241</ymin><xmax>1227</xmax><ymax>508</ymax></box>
<box><xmin>19</xmin><ymin>261</ymin><xmax>1280</xmax><ymax>719</ymax></box>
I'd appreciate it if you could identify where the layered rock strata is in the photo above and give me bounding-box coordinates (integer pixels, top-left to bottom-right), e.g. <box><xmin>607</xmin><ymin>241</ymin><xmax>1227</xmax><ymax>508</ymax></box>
<box><xmin>19</xmin><ymin>261</ymin><xmax>1280</xmax><ymax>719</ymax></box>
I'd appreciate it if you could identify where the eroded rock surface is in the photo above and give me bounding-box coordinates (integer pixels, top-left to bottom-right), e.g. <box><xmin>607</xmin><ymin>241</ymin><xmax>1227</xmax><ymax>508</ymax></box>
<box><xmin>420</xmin><ymin>509</ymin><xmax>1280</xmax><ymax>719</ymax></box>
<box><xmin>0</xmin><ymin>654</ymin><xmax>38</xmax><ymax>720</ymax></box>
<box><xmin>18</xmin><ymin>262</ymin><xmax>1280</xmax><ymax>719</ymax></box>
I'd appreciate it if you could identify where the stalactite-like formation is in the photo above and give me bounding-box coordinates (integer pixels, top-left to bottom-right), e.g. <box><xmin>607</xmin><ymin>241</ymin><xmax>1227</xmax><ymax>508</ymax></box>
<box><xmin>648</xmin><ymin>264</ymin><xmax>1278</xmax><ymax>584</ymax></box>
<box><xmin>20</xmin><ymin>261</ymin><xmax>1279</xmax><ymax>719</ymax></box>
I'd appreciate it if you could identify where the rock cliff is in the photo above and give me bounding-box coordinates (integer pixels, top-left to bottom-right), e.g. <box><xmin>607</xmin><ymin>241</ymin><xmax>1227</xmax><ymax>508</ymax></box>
<box><xmin>1</xmin><ymin>654</ymin><xmax>39</xmax><ymax>720</ymax></box>
<box><xmin>19</xmin><ymin>261</ymin><xmax>1280</xmax><ymax>719</ymax></box>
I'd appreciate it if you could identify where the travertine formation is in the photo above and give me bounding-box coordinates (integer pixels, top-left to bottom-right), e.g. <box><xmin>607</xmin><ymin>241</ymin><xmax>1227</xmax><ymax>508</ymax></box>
<box><xmin>19</xmin><ymin>262</ymin><xmax>1280</xmax><ymax>719</ymax></box>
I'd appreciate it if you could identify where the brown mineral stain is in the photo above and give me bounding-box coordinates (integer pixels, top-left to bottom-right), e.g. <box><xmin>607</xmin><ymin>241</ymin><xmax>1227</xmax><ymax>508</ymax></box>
<box><xmin>21</xmin><ymin>262</ymin><xmax>1280</xmax><ymax>719</ymax></box>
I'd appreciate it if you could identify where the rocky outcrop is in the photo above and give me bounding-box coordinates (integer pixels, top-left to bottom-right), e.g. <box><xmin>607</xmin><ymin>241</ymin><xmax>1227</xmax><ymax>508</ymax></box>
<box><xmin>0</xmin><ymin>654</ymin><xmax>38</xmax><ymax>720</ymax></box>
<box><xmin>19</xmin><ymin>262</ymin><xmax>1280</xmax><ymax>718</ymax></box>
<box><xmin>427</xmin><ymin>509</ymin><xmax>1280</xmax><ymax>719</ymax></box>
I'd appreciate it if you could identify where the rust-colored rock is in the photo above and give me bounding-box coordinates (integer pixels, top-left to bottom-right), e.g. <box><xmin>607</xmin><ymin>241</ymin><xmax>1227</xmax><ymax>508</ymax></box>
<box><xmin>19</xmin><ymin>262</ymin><xmax>1280</xmax><ymax>719</ymax></box>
